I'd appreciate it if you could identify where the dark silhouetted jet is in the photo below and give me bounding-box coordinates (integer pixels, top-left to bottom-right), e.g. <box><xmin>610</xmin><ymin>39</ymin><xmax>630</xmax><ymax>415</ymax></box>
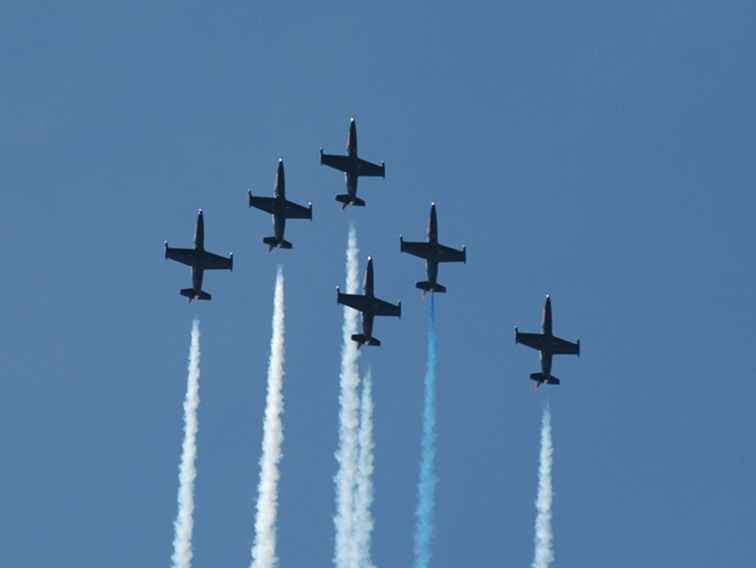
<box><xmin>320</xmin><ymin>117</ymin><xmax>385</xmax><ymax>208</ymax></box>
<box><xmin>515</xmin><ymin>295</ymin><xmax>580</xmax><ymax>387</ymax></box>
<box><xmin>400</xmin><ymin>203</ymin><xmax>466</xmax><ymax>294</ymax></box>
<box><xmin>337</xmin><ymin>257</ymin><xmax>401</xmax><ymax>347</ymax></box>
<box><xmin>248</xmin><ymin>158</ymin><xmax>312</xmax><ymax>251</ymax></box>
<box><xmin>164</xmin><ymin>209</ymin><xmax>233</xmax><ymax>302</ymax></box>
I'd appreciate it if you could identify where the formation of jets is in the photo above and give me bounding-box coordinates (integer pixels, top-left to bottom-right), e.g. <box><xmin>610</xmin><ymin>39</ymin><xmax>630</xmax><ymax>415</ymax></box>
<box><xmin>164</xmin><ymin>117</ymin><xmax>581</xmax><ymax>386</ymax></box>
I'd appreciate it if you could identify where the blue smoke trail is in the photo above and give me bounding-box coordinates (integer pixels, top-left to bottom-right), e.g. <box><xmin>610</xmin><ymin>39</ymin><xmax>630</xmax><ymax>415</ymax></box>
<box><xmin>413</xmin><ymin>296</ymin><xmax>437</xmax><ymax>568</ymax></box>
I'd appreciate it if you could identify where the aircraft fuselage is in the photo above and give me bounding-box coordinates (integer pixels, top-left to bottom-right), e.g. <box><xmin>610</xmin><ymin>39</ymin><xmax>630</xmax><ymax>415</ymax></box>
<box><xmin>345</xmin><ymin>165</ymin><xmax>359</xmax><ymax>198</ymax></box>
<box><xmin>191</xmin><ymin>263</ymin><xmax>205</xmax><ymax>296</ymax></box>
<box><xmin>272</xmin><ymin>203</ymin><xmax>287</xmax><ymax>242</ymax></box>
<box><xmin>539</xmin><ymin>297</ymin><xmax>554</xmax><ymax>375</ymax></box>
<box><xmin>426</xmin><ymin>259</ymin><xmax>439</xmax><ymax>286</ymax></box>
<box><xmin>362</xmin><ymin>311</ymin><xmax>374</xmax><ymax>341</ymax></box>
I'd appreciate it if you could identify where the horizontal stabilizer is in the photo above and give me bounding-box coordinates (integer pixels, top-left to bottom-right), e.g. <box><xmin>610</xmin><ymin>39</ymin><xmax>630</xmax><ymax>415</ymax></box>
<box><xmin>416</xmin><ymin>281</ymin><xmax>447</xmax><ymax>293</ymax></box>
<box><xmin>351</xmin><ymin>334</ymin><xmax>381</xmax><ymax>347</ymax></box>
<box><xmin>336</xmin><ymin>194</ymin><xmax>366</xmax><ymax>208</ymax></box>
<box><xmin>263</xmin><ymin>237</ymin><xmax>293</xmax><ymax>250</ymax></box>
<box><xmin>180</xmin><ymin>288</ymin><xmax>212</xmax><ymax>301</ymax></box>
<box><xmin>530</xmin><ymin>373</ymin><xmax>560</xmax><ymax>386</ymax></box>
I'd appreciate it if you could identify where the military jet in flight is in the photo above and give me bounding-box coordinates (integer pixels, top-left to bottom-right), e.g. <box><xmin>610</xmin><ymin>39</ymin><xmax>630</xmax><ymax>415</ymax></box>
<box><xmin>248</xmin><ymin>158</ymin><xmax>312</xmax><ymax>251</ymax></box>
<box><xmin>320</xmin><ymin>117</ymin><xmax>386</xmax><ymax>208</ymax></box>
<box><xmin>515</xmin><ymin>295</ymin><xmax>580</xmax><ymax>387</ymax></box>
<box><xmin>400</xmin><ymin>203</ymin><xmax>466</xmax><ymax>294</ymax></box>
<box><xmin>337</xmin><ymin>257</ymin><xmax>401</xmax><ymax>347</ymax></box>
<box><xmin>164</xmin><ymin>209</ymin><xmax>233</xmax><ymax>302</ymax></box>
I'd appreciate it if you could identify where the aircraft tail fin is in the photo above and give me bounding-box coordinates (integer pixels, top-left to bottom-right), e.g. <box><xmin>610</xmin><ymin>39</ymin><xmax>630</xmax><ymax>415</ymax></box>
<box><xmin>416</xmin><ymin>281</ymin><xmax>447</xmax><ymax>294</ymax></box>
<box><xmin>351</xmin><ymin>334</ymin><xmax>381</xmax><ymax>348</ymax></box>
<box><xmin>336</xmin><ymin>194</ymin><xmax>366</xmax><ymax>208</ymax></box>
<box><xmin>180</xmin><ymin>288</ymin><xmax>212</xmax><ymax>302</ymax></box>
<box><xmin>530</xmin><ymin>372</ymin><xmax>560</xmax><ymax>386</ymax></box>
<box><xmin>263</xmin><ymin>237</ymin><xmax>293</xmax><ymax>251</ymax></box>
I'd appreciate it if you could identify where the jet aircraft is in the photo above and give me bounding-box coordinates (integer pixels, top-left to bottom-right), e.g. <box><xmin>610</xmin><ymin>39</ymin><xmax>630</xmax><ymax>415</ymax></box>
<box><xmin>248</xmin><ymin>158</ymin><xmax>312</xmax><ymax>251</ymax></box>
<box><xmin>320</xmin><ymin>117</ymin><xmax>385</xmax><ymax>208</ymax></box>
<box><xmin>515</xmin><ymin>295</ymin><xmax>580</xmax><ymax>387</ymax></box>
<box><xmin>164</xmin><ymin>209</ymin><xmax>233</xmax><ymax>302</ymax></box>
<box><xmin>337</xmin><ymin>257</ymin><xmax>401</xmax><ymax>347</ymax></box>
<box><xmin>400</xmin><ymin>203</ymin><xmax>466</xmax><ymax>293</ymax></box>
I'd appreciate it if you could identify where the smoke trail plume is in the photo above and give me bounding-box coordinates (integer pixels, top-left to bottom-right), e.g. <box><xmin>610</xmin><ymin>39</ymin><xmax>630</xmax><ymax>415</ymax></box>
<box><xmin>532</xmin><ymin>406</ymin><xmax>554</xmax><ymax>568</ymax></box>
<box><xmin>413</xmin><ymin>296</ymin><xmax>438</xmax><ymax>568</ymax></box>
<box><xmin>250</xmin><ymin>268</ymin><xmax>286</xmax><ymax>568</ymax></box>
<box><xmin>334</xmin><ymin>226</ymin><xmax>362</xmax><ymax>568</ymax></box>
<box><xmin>353</xmin><ymin>370</ymin><xmax>375</xmax><ymax>568</ymax></box>
<box><xmin>171</xmin><ymin>319</ymin><xmax>201</xmax><ymax>568</ymax></box>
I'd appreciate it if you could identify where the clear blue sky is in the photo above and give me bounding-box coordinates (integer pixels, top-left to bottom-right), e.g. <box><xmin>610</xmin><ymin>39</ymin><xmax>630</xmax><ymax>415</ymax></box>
<box><xmin>1</xmin><ymin>1</ymin><xmax>755</xmax><ymax>565</ymax></box>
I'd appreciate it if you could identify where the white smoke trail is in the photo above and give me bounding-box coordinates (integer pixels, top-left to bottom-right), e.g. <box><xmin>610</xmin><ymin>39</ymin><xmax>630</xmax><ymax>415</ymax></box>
<box><xmin>334</xmin><ymin>226</ymin><xmax>362</xmax><ymax>568</ymax></box>
<box><xmin>353</xmin><ymin>370</ymin><xmax>375</xmax><ymax>568</ymax></box>
<box><xmin>171</xmin><ymin>319</ymin><xmax>201</xmax><ymax>568</ymax></box>
<box><xmin>532</xmin><ymin>405</ymin><xmax>554</xmax><ymax>568</ymax></box>
<box><xmin>413</xmin><ymin>297</ymin><xmax>438</xmax><ymax>568</ymax></box>
<box><xmin>250</xmin><ymin>268</ymin><xmax>286</xmax><ymax>568</ymax></box>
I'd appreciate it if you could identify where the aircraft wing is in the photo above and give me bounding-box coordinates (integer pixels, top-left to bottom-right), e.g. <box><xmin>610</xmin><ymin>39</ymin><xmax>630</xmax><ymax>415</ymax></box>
<box><xmin>373</xmin><ymin>298</ymin><xmax>401</xmax><ymax>317</ymax></box>
<box><xmin>338</xmin><ymin>292</ymin><xmax>371</xmax><ymax>313</ymax></box>
<box><xmin>552</xmin><ymin>336</ymin><xmax>580</xmax><ymax>355</ymax></box>
<box><xmin>321</xmin><ymin>153</ymin><xmax>350</xmax><ymax>172</ymax></box>
<box><xmin>357</xmin><ymin>158</ymin><xmax>385</xmax><ymax>177</ymax></box>
<box><xmin>249</xmin><ymin>195</ymin><xmax>277</xmax><ymax>215</ymax></box>
<box><xmin>437</xmin><ymin>244</ymin><xmax>466</xmax><ymax>263</ymax></box>
<box><xmin>515</xmin><ymin>331</ymin><xmax>545</xmax><ymax>351</ymax></box>
<box><xmin>284</xmin><ymin>200</ymin><xmax>312</xmax><ymax>220</ymax></box>
<box><xmin>165</xmin><ymin>246</ymin><xmax>197</xmax><ymax>267</ymax></box>
<box><xmin>199</xmin><ymin>251</ymin><xmax>233</xmax><ymax>271</ymax></box>
<box><xmin>400</xmin><ymin>240</ymin><xmax>433</xmax><ymax>260</ymax></box>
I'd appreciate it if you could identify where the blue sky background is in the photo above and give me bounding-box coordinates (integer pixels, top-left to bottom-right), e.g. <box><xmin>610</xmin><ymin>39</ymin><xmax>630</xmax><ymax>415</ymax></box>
<box><xmin>1</xmin><ymin>1</ymin><xmax>755</xmax><ymax>565</ymax></box>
